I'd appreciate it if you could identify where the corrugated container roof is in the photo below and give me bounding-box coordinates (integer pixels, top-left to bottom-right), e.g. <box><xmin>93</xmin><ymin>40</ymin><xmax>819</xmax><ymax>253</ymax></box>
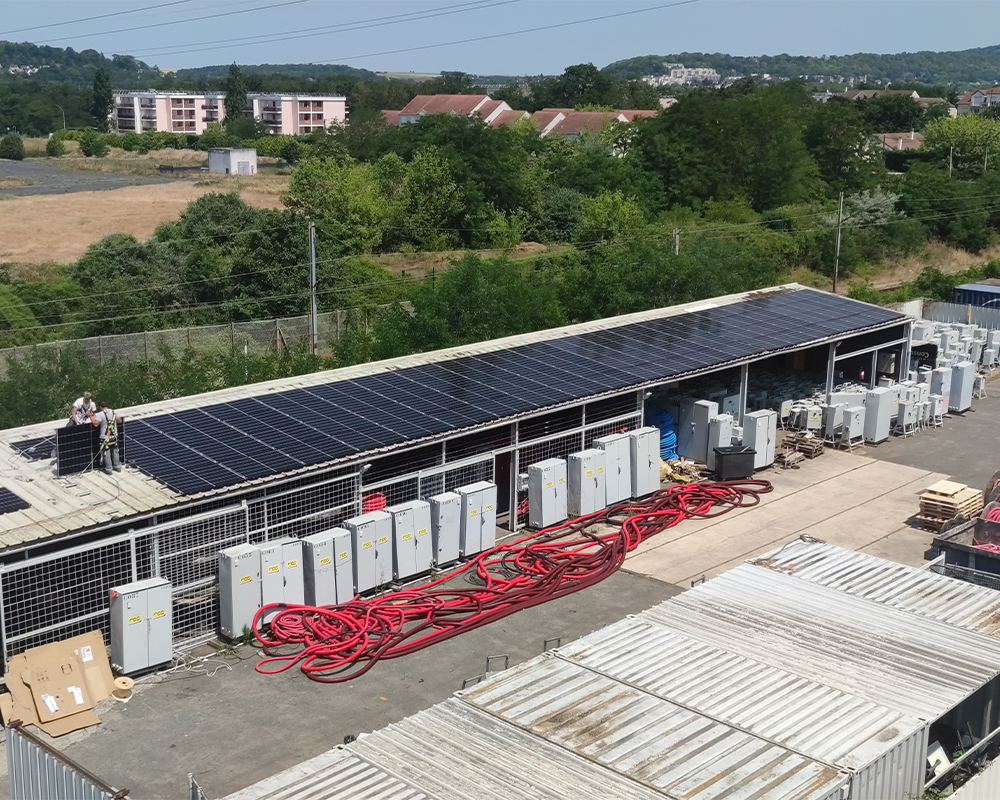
<box><xmin>640</xmin><ymin>565</ymin><xmax>1000</xmax><ymax>719</ymax></box>
<box><xmin>457</xmin><ymin>657</ymin><xmax>846</xmax><ymax>800</ymax></box>
<box><xmin>958</xmin><ymin>282</ymin><xmax>1000</xmax><ymax>294</ymax></box>
<box><xmin>553</xmin><ymin>614</ymin><xmax>923</xmax><ymax>770</ymax></box>
<box><xmin>751</xmin><ymin>539</ymin><xmax>1000</xmax><ymax>638</ymax></box>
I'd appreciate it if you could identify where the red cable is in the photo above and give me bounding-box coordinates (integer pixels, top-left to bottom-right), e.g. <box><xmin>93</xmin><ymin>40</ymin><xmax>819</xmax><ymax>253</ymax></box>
<box><xmin>253</xmin><ymin>479</ymin><xmax>773</xmax><ymax>682</ymax></box>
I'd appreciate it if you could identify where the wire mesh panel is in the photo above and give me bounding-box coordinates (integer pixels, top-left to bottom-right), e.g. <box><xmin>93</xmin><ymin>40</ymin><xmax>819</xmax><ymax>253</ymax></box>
<box><xmin>514</xmin><ymin>431</ymin><xmax>587</xmax><ymax>528</ymax></box>
<box><xmin>257</xmin><ymin>474</ymin><xmax>359</xmax><ymax>542</ymax></box>
<box><xmin>584</xmin><ymin>416</ymin><xmax>642</xmax><ymax>448</ymax></box>
<box><xmin>420</xmin><ymin>459</ymin><xmax>495</xmax><ymax>499</ymax></box>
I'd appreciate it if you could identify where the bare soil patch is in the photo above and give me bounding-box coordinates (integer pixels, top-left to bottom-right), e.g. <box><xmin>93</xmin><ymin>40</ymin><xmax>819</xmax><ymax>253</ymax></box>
<box><xmin>0</xmin><ymin>183</ymin><xmax>284</xmax><ymax>266</ymax></box>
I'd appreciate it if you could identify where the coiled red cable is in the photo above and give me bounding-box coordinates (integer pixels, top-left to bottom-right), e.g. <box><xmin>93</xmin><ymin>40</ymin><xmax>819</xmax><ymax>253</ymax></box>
<box><xmin>253</xmin><ymin>479</ymin><xmax>772</xmax><ymax>682</ymax></box>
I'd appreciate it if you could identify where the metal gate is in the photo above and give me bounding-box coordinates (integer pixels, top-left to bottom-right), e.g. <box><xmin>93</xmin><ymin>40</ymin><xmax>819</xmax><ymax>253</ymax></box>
<box><xmin>6</xmin><ymin>722</ymin><xmax>128</xmax><ymax>800</ymax></box>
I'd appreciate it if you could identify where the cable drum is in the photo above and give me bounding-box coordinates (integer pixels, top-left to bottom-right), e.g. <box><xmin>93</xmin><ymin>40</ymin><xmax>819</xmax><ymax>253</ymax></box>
<box><xmin>253</xmin><ymin>479</ymin><xmax>772</xmax><ymax>683</ymax></box>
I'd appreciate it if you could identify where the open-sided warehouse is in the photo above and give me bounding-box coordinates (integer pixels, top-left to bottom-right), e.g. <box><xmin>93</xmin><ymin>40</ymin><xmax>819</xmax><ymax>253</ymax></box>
<box><xmin>0</xmin><ymin>285</ymin><xmax>907</xmax><ymax>667</ymax></box>
<box><xmin>222</xmin><ymin>544</ymin><xmax>1000</xmax><ymax>800</ymax></box>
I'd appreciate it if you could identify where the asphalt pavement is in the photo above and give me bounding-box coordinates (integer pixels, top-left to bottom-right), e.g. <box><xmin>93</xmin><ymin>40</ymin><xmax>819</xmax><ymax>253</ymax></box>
<box><xmin>0</xmin><ymin>159</ymin><xmax>182</xmax><ymax>196</ymax></box>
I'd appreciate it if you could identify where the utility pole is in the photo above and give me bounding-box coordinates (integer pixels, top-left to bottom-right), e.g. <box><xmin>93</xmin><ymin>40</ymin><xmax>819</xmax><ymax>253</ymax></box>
<box><xmin>832</xmin><ymin>191</ymin><xmax>844</xmax><ymax>295</ymax></box>
<box><xmin>673</xmin><ymin>228</ymin><xmax>680</xmax><ymax>256</ymax></box>
<box><xmin>308</xmin><ymin>222</ymin><xmax>318</xmax><ymax>356</ymax></box>
<box><xmin>986</xmin><ymin>134</ymin><xmax>993</xmax><ymax>174</ymax></box>
<box><xmin>949</xmin><ymin>146</ymin><xmax>953</xmax><ymax>177</ymax></box>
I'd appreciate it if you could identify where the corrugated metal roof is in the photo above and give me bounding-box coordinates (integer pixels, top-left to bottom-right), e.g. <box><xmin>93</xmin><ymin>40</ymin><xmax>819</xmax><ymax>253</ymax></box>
<box><xmin>553</xmin><ymin>614</ymin><xmax>923</xmax><ymax>770</ymax></box>
<box><xmin>751</xmin><ymin>539</ymin><xmax>1000</xmax><ymax>638</ymax></box>
<box><xmin>351</xmin><ymin>699</ymin><xmax>671</xmax><ymax>800</ymax></box>
<box><xmin>457</xmin><ymin>657</ymin><xmax>847</xmax><ymax>800</ymax></box>
<box><xmin>640</xmin><ymin>565</ymin><xmax>1000</xmax><ymax>719</ymax></box>
<box><xmin>221</xmin><ymin>747</ymin><xmax>429</xmax><ymax>800</ymax></box>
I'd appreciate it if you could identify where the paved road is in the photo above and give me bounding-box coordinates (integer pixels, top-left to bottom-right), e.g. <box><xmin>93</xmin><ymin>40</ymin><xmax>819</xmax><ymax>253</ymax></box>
<box><xmin>37</xmin><ymin>570</ymin><xmax>678</xmax><ymax>800</ymax></box>
<box><xmin>0</xmin><ymin>159</ymin><xmax>184</xmax><ymax>196</ymax></box>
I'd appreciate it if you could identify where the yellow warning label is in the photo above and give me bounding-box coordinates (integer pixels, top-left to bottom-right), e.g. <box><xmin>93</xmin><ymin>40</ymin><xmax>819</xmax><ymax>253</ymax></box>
<box><xmin>402</xmin><ymin>533</ymin><xmax>412</xmax><ymax>540</ymax></box>
<box><xmin>586</xmin><ymin>470</ymin><xmax>594</xmax><ymax>476</ymax></box>
<box><xmin>362</xmin><ymin>541</ymin><xmax>373</xmax><ymax>549</ymax></box>
<box><xmin>545</xmin><ymin>481</ymin><xmax>553</xmax><ymax>487</ymax></box>
<box><xmin>486</xmin><ymin>504</ymin><xmax>494</xmax><ymax>511</ymax></box>
<box><xmin>597</xmin><ymin>467</ymin><xmax>604</xmax><ymax>472</ymax></box>
<box><xmin>338</xmin><ymin>551</ymin><xmax>348</xmax><ymax>559</ymax></box>
<box><xmin>470</xmin><ymin>509</ymin><xmax>479</xmax><ymax>516</ymax></box>
<box><xmin>417</xmin><ymin>528</ymin><xmax>428</xmax><ymax>535</ymax></box>
<box><xmin>558</xmin><ymin>477</ymin><xmax>565</xmax><ymax>483</ymax></box>
<box><xmin>268</xmin><ymin>565</ymin><xmax>279</xmax><ymax>573</ymax></box>
<box><xmin>319</xmin><ymin>557</ymin><xmax>331</xmax><ymax>565</ymax></box>
<box><xmin>240</xmin><ymin>575</ymin><xmax>252</xmax><ymax>583</ymax></box>
<box><xmin>286</xmin><ymin>560</ymin><xmax>298</xmax><ymax>568</ymax></box>
<box><xmin>128</xmin><ymin>615</ymin><xmax>142</xmax><ymax>625</ymax></box>
<box><xmin>378</xmin><ymin>536</ymin><xmax>389</xmax><ymax>544</ymax></box>
<box><xmin>152</xmin><ymin>609</ymin><xmax>166</xmax><ymax>619</ymax></box>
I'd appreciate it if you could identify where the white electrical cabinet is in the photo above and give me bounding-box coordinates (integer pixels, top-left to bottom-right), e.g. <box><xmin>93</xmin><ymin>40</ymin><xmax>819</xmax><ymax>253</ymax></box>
<box><xmin>387</xmin><ymin>500</ymin><xmax>433</xmax><ymax>581</ymax></box>
<box><xmin>458</xmin><ymin>482</ymin><xmax>497</xmax><ymax>557</ymax></box>
<box><xmin>706</xmin><ymin>415</ymin><xmax>733</xmax><ymax>472</ymax></box>
<box><xmin>821</xmin><ymin>404</ymin><xmax>845</xmax><ymax>439</ymax></box>
<box><xmin>345</xmin><ymin>510</ymin><xmax>391</xmax><ymax>594</ymax></box>
<box><xmin>302</xmin><ymin>530</ymin><xmax>337</xmax><ymax>607</ymax></box>
<box><xmin>527</xmin><ymin>458</ymin><xmax>567</xmax><ymax>529</ymax></box>
<box><xmin>985</xmin><ymin>348</ymin><xmax>998</xmax><ymax>366</ymax></box>
<box><xmin>743</xmin><ymin>410</ymin><xmax>777</xmax><ymax>469</ymax></box>
<box><xmin>989</xmin><ymin>329</ymin><xmax>1000</xmax><ymax>353</ymax></box>
<box><xmin>805</xmin><ymin>405</ymin><xmax>822</xmax><ymax>431</ymax></box>
<box><xmin>951</xmin><ymin>360</ymin><xmax>975</xmax><ymax>413</ymax></box>
<box><xmin>843</xmin><ymin>406</ymin><xmax>865</xmax><ymax>441</ymax></box>
<box><xmin>332</xmin><ymin>528</ymin><xmax>354</xmax><ymax>603</ymax></box>
<box><xmin>218</xmin><ymin>544</ymin><xmax>260</xmax><ymax>640</ymax></box>
<box><xmin>931</xmin><ymin>367</ymin><xmax>952</xmax><ymax>411</ymax></box>
<box><xmin>864</xmin><ymin>386</ymin><xmax>895</xmax><ymax>443</ymax></box>
<box><xmin>258</xmin><ymin>538</ymin><xmax>303</xmax><ymax>625</ymax></box>
<box><xmin>686</xmin><ymin>400</ymin><xmax>718</xmax><ymax>463</ymax></box>
<box><xmin>110</xmin><ymin>577</ymin><xmax>172</xmax><ymax>674</ymax></box>
<box><xmin>630</xmin><ymin>426</ymin><xmax>660</xmax><ymax>498</ymax></box>
<box><xmin>429</xmin><ymin>491</ymin><xmax>461</xmax><ymax>566</ymax></box>
<box><xmin>567</xmin><ymin>449</ymin><xmax>607</xmax><ymax>517</ymax></box>
<box><xmin>594</xmin><ymin>434</ymin><xmax>631</xmax><ymax>506</ymax></box>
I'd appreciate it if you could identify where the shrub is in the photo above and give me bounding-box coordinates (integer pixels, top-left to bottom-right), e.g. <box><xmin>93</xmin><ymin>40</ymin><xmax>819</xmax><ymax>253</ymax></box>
<box><xmin>0</xmin><ymin>133</ymin><xmax>26</xmax><ymax>161</ymax></box>
<box><xmin>120</xmin><ymin>132</ymin><xmax>141</xmax><ymax>152</ymax></box>
<box><xmin>77</xmin><ymin>129</ymin><xmax>109</xmax><ymax>158</ymax></box>
<box><xmin>279</xmin><ymin>138</ymin><xmax>307</xmax><ymax>165</ymax></box>
<box><xmin>45</xmin><ymin>137</ymin><xmax>66</xmax><ymax>157</ymax></box>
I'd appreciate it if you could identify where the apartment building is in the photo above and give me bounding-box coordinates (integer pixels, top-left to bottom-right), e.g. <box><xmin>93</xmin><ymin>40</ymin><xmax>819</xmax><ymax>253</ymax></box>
<box><xmin>112</xmin><ymin>91</ymin><xmax>347</xmax><ymax>135</ymax></box>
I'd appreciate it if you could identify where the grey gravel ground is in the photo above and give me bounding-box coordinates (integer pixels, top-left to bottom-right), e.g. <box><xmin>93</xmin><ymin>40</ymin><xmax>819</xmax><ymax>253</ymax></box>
<box><xmin>0</xmin><ymin>159</ymin><xmax>185</xmax><ymax>196</ymax></box>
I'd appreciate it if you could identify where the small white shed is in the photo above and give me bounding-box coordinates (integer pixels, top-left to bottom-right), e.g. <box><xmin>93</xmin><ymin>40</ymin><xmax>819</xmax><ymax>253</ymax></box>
<box><xmin>207</xmin><ymin>148</ymin><xmax>257</xmax><ymax>176</ymax></box>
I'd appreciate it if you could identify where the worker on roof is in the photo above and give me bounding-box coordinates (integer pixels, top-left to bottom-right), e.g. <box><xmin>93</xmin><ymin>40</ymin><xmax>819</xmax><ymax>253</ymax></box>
<box><xmin>91</xmin><ymin>401</ymin><xmax>123</xmax><ymax>475</ymax></box>
<box><xmin>68</xmin><ymin>391</ymin><xmax>96</xmax><ymax>427</ymax></box>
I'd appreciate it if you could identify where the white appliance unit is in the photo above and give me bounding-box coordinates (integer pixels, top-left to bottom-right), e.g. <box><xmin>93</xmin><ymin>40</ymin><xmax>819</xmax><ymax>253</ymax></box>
<box><xmin>594</xmin><ymin>433</ymin><xmax>632</xmax><ymax>506</ymax></box>
<box><xmin>527</xmin><ymin>458</ymin><xmax>568</xmax><ymax>529</ymax></box>
<box><xmin>567</xmin><ymin>449</ymin><xmax>606</xmax><ymax>517</ymax></box>
<box><xmin>743</xmin><ymin>409</ymin><xmax>777</xmax><ymax>469</ymax></box>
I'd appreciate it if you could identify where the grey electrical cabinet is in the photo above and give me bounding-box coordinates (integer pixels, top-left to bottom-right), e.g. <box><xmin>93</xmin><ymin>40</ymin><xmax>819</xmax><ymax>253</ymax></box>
<box><xmin>931</xmin><ymin>366</ymin><xmax>952</xmax><ymax>411</ymax></box>
<box><xmin>429</xmin><ymin>491</ymin><xmax>461</xmax><ymax>566</ymax></box>
<box><xmin>706</xmin><ymin>415</ymin><xmax>733</xmax><ymax>472</ymax></box>
<box><xmin>951</xmin><ymin>360</ymin><xmax>975</xmax><ymax>413</ymax></box>
<box><xmin>821</xmin><ymin>404</ymin><xmax>845</xmax><ymax>439</ymax></box>
<box><xmin>527</xmin><ymin>458</ymin><xmax>567</xmax><ymax>529</ymax></box>
<box><xmin>388</xmin><ymin>500</ymin><xmax>433</xmax><ymax>581</ymax></box>
<box><xmin>864</xmin><ymin>386</ymin><xmax>895</xmax><ymax>443</ymax></box>
<box><xmin>332</xmin><ymin>528</ymin><xmax>354</xmax><ymax>603</ymax></box>
<box><xmin>458</xmin><ymin>481</ymin><xmax>498</xmax><ymax>557</ymax></box>
<box><xmin>218</xmin><ymin>544</ymin><xmax>260</xmax><ymax>640</ymax></box>
<box><xmin>345</xmin><ymin>510</ymin><xmax>391</xmax><ymax>594</ymax></box>
<box><xmin>743</xmin><ymin>410</ymin><xmax>777</xmax><ymax>469</ymax></box>
<box><xmin>684</xmin><ymin>400</ymin><xmax>718</xmax><ymax>463</ymax></box>
<box><xmin>302</xmin><ymin>530</ymin><xmax>337</xmax><ymax>607</ymax></box>
<box><xmin>109</xmin><ymin>577</ymin><xmax>172</xmax><ymax>674</ymax></box>
<box><xmin>567</xmin><ymin>449</ymin><xmax>607</xmax><ymax>517</ymax></box>
<box><xmin>630</xmin><ymin>426</ymin><xmax>660</xmax><ymax>498</ymax></box>
<box><xmin>843</xmin><ymin>406</ymin><xmax>865</xmax><ymax>441</ymax></box>
<box><xmin>594</xmin><ymin>433</ymin><xmax>631</xmax><ymax>506</ymax></box>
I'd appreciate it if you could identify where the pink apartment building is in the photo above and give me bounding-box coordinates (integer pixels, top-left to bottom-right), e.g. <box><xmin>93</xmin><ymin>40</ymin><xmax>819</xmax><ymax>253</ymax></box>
<box><xmin>112</xmin><ymin>91</ymin><xmax>347</xmax><ymax>135</ymax></box>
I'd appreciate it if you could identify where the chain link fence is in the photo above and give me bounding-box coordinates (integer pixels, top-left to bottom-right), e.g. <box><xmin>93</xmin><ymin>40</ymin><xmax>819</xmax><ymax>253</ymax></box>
<box><xmin>0</xmin><ymin>305</ymin><xmax>401</xmax><ymax>377</ymax></box>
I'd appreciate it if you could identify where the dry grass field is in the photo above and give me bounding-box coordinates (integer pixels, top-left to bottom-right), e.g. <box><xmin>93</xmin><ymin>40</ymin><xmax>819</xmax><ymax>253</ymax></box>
<box><xmin>0</xmin><ymin>182</ymin><xmax>285</xmax><ymax>266</ymax></box>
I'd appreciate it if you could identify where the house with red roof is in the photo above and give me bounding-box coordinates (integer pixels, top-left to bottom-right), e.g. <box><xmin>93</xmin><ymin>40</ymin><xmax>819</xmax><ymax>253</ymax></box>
<box><xmin>957</xmin><ymin>88</ymin><xmax>1000</xmax><ymax>116</ymax></box>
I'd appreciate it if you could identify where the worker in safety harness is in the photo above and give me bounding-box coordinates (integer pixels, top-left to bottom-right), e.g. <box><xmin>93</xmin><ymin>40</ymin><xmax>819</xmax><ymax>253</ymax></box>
<box><xmin>91</xmin><ymin>401</ymin><xmax>123</xmax><ymax>474</ymax></box>
<box><xmin>68</xmin><ymin>391</ymin><xmax>96</xmax><ymax>426</ymax></box>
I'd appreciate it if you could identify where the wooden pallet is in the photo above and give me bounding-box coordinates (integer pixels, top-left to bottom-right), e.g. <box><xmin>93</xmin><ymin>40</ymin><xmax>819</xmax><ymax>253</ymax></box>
<box><xmin>776</xmin><ymin>448</ymin><xmax>805</xmax><ymax>468</ymax></box>
<box><xmin>785</xmin><ymin>433</ymin><xmax>824</xmax><ymax>459</ymax></box>
<box><xmin>919</xmin><ymin>486</ymin><xmax>983</xmax><ymax>520</ymax></box>
<box><xmin>915</xmin><ymin>514</ymin><xmax>948</xmax><ymax>533</ymax></box>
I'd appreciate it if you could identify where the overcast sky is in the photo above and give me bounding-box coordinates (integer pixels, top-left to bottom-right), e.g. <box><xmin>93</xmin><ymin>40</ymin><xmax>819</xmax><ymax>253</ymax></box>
<box><xmin>1</xmin><ymin>0</ymin><xmax>998</xmax><ymax>76</ymax></box>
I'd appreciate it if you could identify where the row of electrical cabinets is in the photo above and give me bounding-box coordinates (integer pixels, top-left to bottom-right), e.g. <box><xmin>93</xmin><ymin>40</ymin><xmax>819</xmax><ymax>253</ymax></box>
<box><xmin>526</xmin><ymin>427</ymin><xmax>660</xmax><ymax>529</ymax></box>
<box><xmin>218</xmin><ymin>481</ymin><xmax>498</xmax><ymax>639</ymax></box>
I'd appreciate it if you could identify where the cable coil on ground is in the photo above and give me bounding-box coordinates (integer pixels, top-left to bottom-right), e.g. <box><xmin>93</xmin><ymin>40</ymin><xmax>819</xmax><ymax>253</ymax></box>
<box><xmin>253</xmin><ymin>478</ymin><xmax>773</xmax><ymax>682</ymax></box>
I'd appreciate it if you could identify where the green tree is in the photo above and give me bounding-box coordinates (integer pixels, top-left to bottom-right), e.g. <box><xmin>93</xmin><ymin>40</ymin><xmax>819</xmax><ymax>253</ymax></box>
<box><xmin>90</xmin><ymin>67</ymin><xmax>114</xmax><ymax>132</ymax></box>
<box><xmin>223</xmin><ymin>64</ymin><xmax>248</xmax><ymax>132</ymax></box>
<box><xmin>856</xmin><ymin>94</ymin><xmax>925</xmax><ymax>133</ymax></box>
<box><xmin>44</xmin><ymin>136</ymin><xmax>65</xmax><ymax>156</ymax></box>
<box><xmin>576</xmin><ymin>190</ymin><xmax>646</xmax><ymax>245</ymax></box>
<box><xmin>0</xmin><ymin>132</ymin><xmax>26</xmax><ymax>160</ymax></box>
<box><xmin>386</xmin><ymin>147</ymin><xmax>464</xmax><ymax>250</ymax></box>
<box><xmin>77</xmin><ymin>128</ymin><xmax>109</xmax><ymax>157</ymax></box>
<box><xmin>804</xmin><ymin>100</ymin><xmax>884</xmax><ymax>194</ymax></box>
<box><xmin>924</xmin><ymin>114</ymin><xmax>1000</xmax><ymax>178</ymax></box>
<box><xmin>197</xmin><ymin>123</ymin><xmax>229</xmax><ymax>150</ymax></box>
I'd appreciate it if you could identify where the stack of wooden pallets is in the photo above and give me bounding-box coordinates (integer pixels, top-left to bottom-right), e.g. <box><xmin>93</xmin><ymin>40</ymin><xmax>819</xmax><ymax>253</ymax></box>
<box><xmin>917</xmin><ymin>480</ymin><xmax>984</xmax><ymax>532</ymax></box>
<box><xmin>785</xmin><ymin>432</ymin><xmax>824</xmax><ymax>459</ymax></box>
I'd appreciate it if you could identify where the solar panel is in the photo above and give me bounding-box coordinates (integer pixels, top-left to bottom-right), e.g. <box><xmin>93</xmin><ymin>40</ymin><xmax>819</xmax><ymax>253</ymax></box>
<box><xmin>0</xmin><ymin>487</ymin><xmax>29</xmax><ymax>515</ymax></box>
<box><xmin>56</xmin><ymin>422</ymin><xmax>128</xmax><ymax>477</ymax></box>
<box><xmin>126</xmin><ymin>290</ymin><xmax>903</xmax><ymax>494</ymax></box>
<box><xmin>10</xmin><ymin>436</ymin><xmax>54</xmax><ymax>461</ymax></box>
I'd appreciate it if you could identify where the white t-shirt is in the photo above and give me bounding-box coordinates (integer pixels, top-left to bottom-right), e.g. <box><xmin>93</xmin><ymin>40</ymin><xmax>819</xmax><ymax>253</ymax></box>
<box><xmin>72</xmin><ymin>397</ymin><xmax>96</xmax><ymax>425</ymax></box>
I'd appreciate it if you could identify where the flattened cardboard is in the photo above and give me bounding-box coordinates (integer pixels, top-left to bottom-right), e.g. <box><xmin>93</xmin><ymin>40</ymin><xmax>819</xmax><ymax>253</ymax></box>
<box><xmin>23</xmin><ymin>656</ymin><xmax>94</xmax><ymax>723</ymax></box>
<box><xmin>37</xmin><ymin>710</ymin><xmax>102</xmax><ymax>737</ymax></box>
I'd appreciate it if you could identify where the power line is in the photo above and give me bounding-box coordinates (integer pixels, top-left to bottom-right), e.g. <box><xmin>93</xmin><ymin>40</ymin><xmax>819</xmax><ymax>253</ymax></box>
<box><xmin>310</xmin><ymin>0</ymin><xmax>701</xmax><ymax>64</ymax></box>
<box><xmin>0</xmin><ymin>0</ymin><xmax>193</xmax><ymax>37</ymax></box>
<box><xmin>130</xmin><ymin>0</ymin><xmax>517</xmax><ymax>60</ymax></box>
<box><xmin>35</xmin><ymin>0</ymin><xmax>315</xmax><ymax>46</ymax></box>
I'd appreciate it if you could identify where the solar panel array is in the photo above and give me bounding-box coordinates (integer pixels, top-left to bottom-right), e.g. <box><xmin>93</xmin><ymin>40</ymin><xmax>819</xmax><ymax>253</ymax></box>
<box><xmin>127</xmin><ymin>290</ymin><xmax>903</xmax><ymax>496</ymax></box>
<box><xmin>10</xmin><ymin>436</ymin><xmax>54</xmax><ymax>461</ymax></box>
<box><xmin>0</xmin><ymin>487</ymin><xmax>29</xmax><ymax>515</ymax></box>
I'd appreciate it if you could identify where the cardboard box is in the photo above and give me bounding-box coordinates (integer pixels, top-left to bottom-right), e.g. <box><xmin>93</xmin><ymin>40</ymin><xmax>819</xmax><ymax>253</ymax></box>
<box><xmin>1</xmin><ymin>631</ymin><xmax>114</xmax><ymax>736</ymax></box>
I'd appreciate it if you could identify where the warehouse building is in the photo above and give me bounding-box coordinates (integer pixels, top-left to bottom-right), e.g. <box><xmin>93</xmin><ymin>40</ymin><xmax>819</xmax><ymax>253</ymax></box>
<box><xmin>220</xmin><ymin>540</ymin><xmax>1000</xmax><ymax>800</ymax></box>
<box><xmin>0</xmin><ymin>284</ymin><xmax>908</xmax><ymax>668</ymax></box>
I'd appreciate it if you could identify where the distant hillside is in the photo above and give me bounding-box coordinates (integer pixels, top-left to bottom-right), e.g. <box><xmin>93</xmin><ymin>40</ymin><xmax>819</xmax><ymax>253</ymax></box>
<box><xmin>0</xmin><ymin>41</ymin><xmax>156</xmax><ymax>84</ymax></box>
<box><xmin>172</xmin><ymin>63</ymin><xmax>379</xmax><ymax>82</ymax></box>
<box><xmin>603</xmin><ymin>46</ymin><xmax>1000</xmax><ymax>86</ymax></box>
